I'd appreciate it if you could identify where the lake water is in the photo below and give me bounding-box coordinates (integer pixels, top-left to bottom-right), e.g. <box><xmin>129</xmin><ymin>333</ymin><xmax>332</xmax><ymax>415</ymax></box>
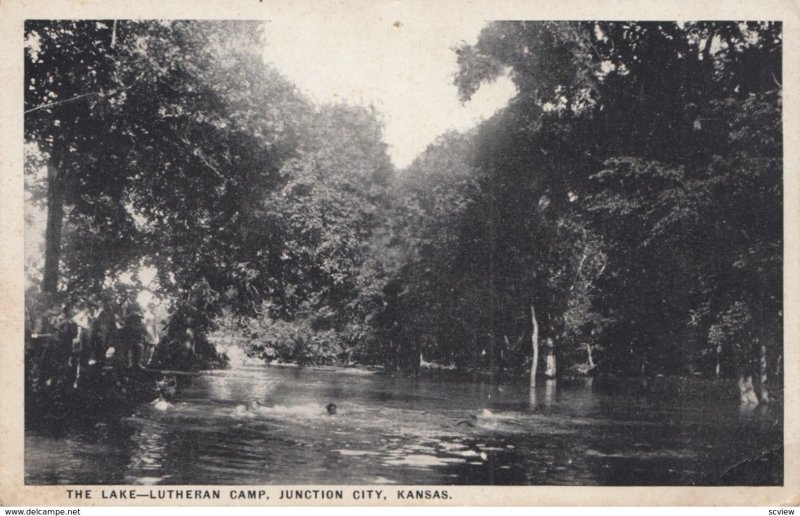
<box><xmin>25</xmin><ymin>364</ymin><xmax>783</xmax><ymax>485</ymax></box>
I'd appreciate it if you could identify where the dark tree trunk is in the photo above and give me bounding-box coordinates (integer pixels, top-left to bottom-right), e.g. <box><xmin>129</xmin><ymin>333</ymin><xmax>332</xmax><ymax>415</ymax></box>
<box><xmin>43</xmin><ymin>159</ymin><xmax>64</xmax><ymax>295</ymax></box>
<box><xmin>471</xmin><ymin>333</ymin><xmax>480</xmax><ymax>382</ymax></box>
<box><xmin>754</xmin><ymin>276</ymin><xmax>771</xmax><ymax>403</ymax></box>
<box><xmin>530</xmin><ymin>304</ymin><xmax>539</xmax><ymax>386</ymax></box>
<box><xmin>412</xmin><ymin>331</ymin><xmax>421</xmax><ymax>377</ymax></box>
<box><xmin>757</xmin><ymin>341</ymin><xmax>770</xmax><ymax>403</ymax></box>
<box><xmin>488</xmin><ymin>332</ymin><xmax>497</xmax><ymax>383</ymax></box>
<box><xmin>487</xmin><ymin>195</ymin><xmax>498</xmax><ymax>384</ymax></box>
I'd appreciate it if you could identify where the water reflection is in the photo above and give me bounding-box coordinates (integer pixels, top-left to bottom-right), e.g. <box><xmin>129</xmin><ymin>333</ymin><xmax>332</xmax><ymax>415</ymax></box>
<box><xmin>26</xmin><ymin>365</ymin><xmax>783</xmax><ymax>486</ymax></box>
<box><xmin>125</xmin><ymin>413</ymin><xmax>168</xmax><ymax>484</ymax></box>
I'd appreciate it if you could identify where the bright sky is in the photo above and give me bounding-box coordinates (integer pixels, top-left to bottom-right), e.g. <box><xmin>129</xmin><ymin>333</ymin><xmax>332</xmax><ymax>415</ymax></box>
<box><xmin>261</xmin><ymin>13</ymin><xmax>516</xmax><ymax>169</ymax></box>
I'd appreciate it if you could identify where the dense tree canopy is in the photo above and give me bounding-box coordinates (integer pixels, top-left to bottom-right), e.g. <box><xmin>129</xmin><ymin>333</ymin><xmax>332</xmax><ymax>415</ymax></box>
<box><xmin>242</xmin><ymin>104</ymin><xmax>397</xmax><ymax>364</ymax></box>
<box><xmin>25</xmin><ymin>21</ymin><xmax>782</xmax><ymax>393</ymax></box>
<box><xmin>397</xmin><ymin>21</ymin><xmax>782</xmax><ymax>382</ymax></box>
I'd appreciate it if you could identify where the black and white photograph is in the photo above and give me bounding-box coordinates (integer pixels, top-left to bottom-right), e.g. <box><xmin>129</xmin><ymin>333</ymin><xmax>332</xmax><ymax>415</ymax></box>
<box><xmin>8</xmin><ymin>4</ymin><xmax>790</xmax><ymax>499</ymax></box>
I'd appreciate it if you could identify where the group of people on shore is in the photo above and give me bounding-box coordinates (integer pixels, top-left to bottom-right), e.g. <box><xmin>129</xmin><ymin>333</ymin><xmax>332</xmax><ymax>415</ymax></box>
<box><xmin>27</xmin><ymin>286</ymin><xmax>164</xmax><ymax>389</ymax></box>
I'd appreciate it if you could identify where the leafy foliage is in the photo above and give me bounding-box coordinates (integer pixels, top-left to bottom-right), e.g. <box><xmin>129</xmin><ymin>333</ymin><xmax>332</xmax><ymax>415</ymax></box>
<box><xmin>25</xmin><ymin>21</ymin><xmax>781</xmax><ymax>383</ymax></box>
<box><xmin>26</xmin><ymin>20</ymin><xmax>309</xmax><ymax>366</ymax></box>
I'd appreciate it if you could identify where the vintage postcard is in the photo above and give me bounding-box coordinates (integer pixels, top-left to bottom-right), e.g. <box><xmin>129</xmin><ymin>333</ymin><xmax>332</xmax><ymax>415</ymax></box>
<box><xmin>0</xmin><ymin>0</ymin><xmax>798</xmax><ymax>507</ymax></box>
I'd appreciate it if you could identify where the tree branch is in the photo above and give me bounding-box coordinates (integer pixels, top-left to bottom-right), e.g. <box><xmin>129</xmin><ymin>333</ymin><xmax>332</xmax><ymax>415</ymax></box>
<box><xmin>25</xmin><ymin>79</ymin><xmax>138</xmax><ymax>115</ymax></box>
<box><xmin>771</xmin><ymin>71</ymin><xmax>782</xmax><ymax>89</ymax></box>
<box><xmin>24</xmin><ymin>91</ymin><xmax>103</xmax><ymax>114</ymax></box>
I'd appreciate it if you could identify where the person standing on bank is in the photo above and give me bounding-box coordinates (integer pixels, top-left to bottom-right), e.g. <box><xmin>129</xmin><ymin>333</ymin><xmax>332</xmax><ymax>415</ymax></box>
<box><xmin>118</xmin><ymin>287</ymin><xmax>146</xmax><ymax>369</ymax></box>
<box><xmin>142</xmin><ymin>301</ymin><xmax>161</xmax><ymax>367</ymax></box>
<box><xmin>70</xmin><ymin>300</ymin><xmax>92</xmax><ymax>387</ymax></box>
<box><xmin>88</xmin><ymin>293</ymin><xmax>115</xmax><ymax>366</ymax></box>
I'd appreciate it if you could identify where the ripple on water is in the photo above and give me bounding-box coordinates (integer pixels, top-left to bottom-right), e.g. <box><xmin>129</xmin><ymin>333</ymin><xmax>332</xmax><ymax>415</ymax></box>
<box><xmin>382</xmin><ymin>454</ymin><xmax>465</xmax><ymax>468</ymax></box>
<box><xmin>25</xmin><ymin>365</ymin><xmax>784</xmax><ymax>486</ymax></box>
<box><xmin>335</xmin><ymin>449</ymin><xmax>381</xmax><ymax>456</ymax></box>
<box><xmin>135</xmin><ymin>476</ymin><xmax>164</xmax><ymax>485</ymax></box>
<box><xmin>437</xmin><ymin>441</ymin><xmax>469</xmax><ymax>452</ymax></box>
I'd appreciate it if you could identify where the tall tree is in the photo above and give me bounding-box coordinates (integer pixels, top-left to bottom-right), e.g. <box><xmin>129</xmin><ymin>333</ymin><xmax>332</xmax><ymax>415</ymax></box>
<box><xmin>25</xmin><ymin>20</ymin><xmax>309</xmax><ymax>365</ymax></box>
<box><xmin>451</xmin><ymin>21</ymin><xmax>781</xmax><ymax>389</ymax></box>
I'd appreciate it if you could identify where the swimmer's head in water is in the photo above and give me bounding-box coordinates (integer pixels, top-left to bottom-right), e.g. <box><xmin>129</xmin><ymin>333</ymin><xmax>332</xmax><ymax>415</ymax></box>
<box><xmin>248</xmin><ymin>400</ymin><xmax>261</xmax><ymax>410</ymax></box>
<box><xmin>326</xmin><ymin>403</ymin><xmax>337</xmax><ymax>415</ymax></box>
